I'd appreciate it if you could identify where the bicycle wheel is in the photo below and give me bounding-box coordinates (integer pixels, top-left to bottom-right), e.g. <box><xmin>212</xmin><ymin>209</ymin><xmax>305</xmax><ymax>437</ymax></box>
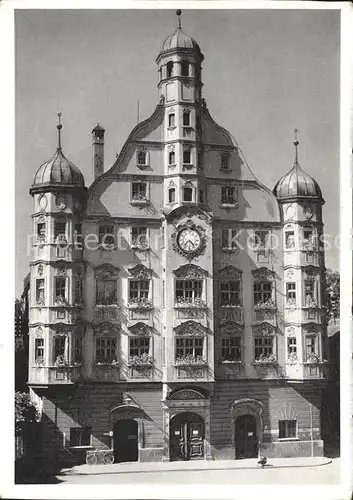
<box><xmin>103</xmin><ymin>451</ymin><xmax>114</xmax><ymax>465</ymax></box>
<box><xmin>86</xmin><ymin>452</ymin><xmax>97</xmax><ymax>465</ymax></box>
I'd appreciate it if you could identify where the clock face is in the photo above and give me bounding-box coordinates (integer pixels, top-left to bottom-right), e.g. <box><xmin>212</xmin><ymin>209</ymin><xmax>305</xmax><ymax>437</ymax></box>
<box><xmin>177</xmin><ymin>228</ymin><xmax>202</xmax><ymax>253</ymax></box>
<box><xmin>56</xmin><ymin>195</ymin><xmax>67</xmax><ymax>210</ymax></box>
<box><xmin>286</xmin><ymin>204</ymin><xmax>295</xmax><ymax>220</ymax></box>
<box><xmin>38</xmin><ymin>195</ymin><xmax>47</xmax><ymax>211</ymax></box>
<box><xmin>303</xmin><ymin>204</ymin><xmax>314</xmax><ymax>220</ymax></box>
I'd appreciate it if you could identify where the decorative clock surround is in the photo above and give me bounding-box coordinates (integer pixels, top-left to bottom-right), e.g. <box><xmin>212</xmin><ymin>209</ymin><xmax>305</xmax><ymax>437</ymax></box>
<box><xmin>56</xmin><ymin>194</ymin><xmax>67</xmax><ymax>210</ymax></box>
<box><xmin>171</xmin><ymin>219</ymin><xmax>206</xmax><ymax>260</ymax></box>
<box><xmin>303</xmin><ymin>203</ymin><xmax>314</xmax><ymax>220</ymax></box>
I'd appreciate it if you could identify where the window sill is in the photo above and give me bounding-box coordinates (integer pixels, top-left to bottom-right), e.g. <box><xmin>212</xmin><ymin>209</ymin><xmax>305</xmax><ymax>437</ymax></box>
<box><xmin>136</xmin><ymin>164</ymin><xmax>149</xmax><ymax>169</ymax></box>
<box><xmin>220</xmin><ymin>168</ymin><xmax>231</xmax><ymax>173</ymax></box>
<box><xmin>221</xmin><ymin>247</ymin><xmax>238</xmax><ymax>252</ymax></box>
<box><xmin>168</xmin><ymin>163</ymin><xmax>177</xmax><ymax>168</ymax></box>
<box><xmin>95</xmin><ymin>304</ymin><xmax>119</xmax><ymax>308</ymax></box>
<box><xmin>69</xmin><ymin>446</ymin><xmax>94</xmax><ymax>450</ymax></box>
<box><xmin>94</xmin><ymin>363</ymin><xmax>119</xmax><ymax>367</ymax></box>
<box><xmin>182</xmin><ymin>164</ymin><xmax>194</xmax><ymax>168</ymax></box>
<box><xmin>277</xmin><ymin>438</ymin><xmax>299</xmax><ymax>442</ymax></box>
<box><xmin>131</xmin><ymin>244</ymin><xmax>150</xmax><ymax>251</ymax></box>
<box><xmin>127</xmin><ymin>302</ymin><xmax>153</xmax><ymax>310</ymax></box>
<box><xmin>219</xmin><ymin>203</ymin><xmax>238</xmax><ymax>209</ymax></box>
<box><xmin>130</xmin><ymin>199</ymin><xmax>149</xmax><ymax>206</ymax></box>
<box><xmin>167</xmin><ymin>126</ymin><xmax>177</xmax><ymax>131</ymax></box>
<box><xmin>220</xmin><ymin>304</ymin><xmax>243</xmax><ymax>309</ymax></box>
<box><xmin>221</xmin><ymin>360</ymin><xmax>243</xmax><ymax>365</ymax></box>
<box><xmin>98</xmin><ymin>244</ymin><xmax>116</xmax><ymax>251</ymax></box>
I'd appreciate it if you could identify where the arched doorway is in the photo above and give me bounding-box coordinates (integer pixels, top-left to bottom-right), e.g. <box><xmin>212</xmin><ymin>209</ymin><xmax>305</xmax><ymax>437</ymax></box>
<box><xmin>113</xmin><ymin>419</ymin><xmax>138</xmax><ymax>463</ymax></box>
<box><xmin>234</xmin><ymin>415</ymin><xmax>258</xmax><ymax>459</ymax></box>
<box><xmin>170</xmin><ymin>412</ymin><xmax>205</xmax><ymax>461</ymax></box>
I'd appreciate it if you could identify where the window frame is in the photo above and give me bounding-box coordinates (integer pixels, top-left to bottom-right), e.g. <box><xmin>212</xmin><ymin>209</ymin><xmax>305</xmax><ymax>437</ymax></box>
<box><xmin>254</xmin><ymin>336</ymin><xmax>274</xmax><ymax>361</ymax></box>
<box><xmin>34</xmin><ymin>338</ymin><xmax>45</xmax><ymax>364</ymax></box>
<box><xmin>221</xmin><ymin>336</ymin><xmax>242</xmax><ymax>363</ymax></box>
<box><xmin>183</xmin><ymin>148</ymin><xmax>192</xmax><ymax>165</ymax></box>
<box><xmin>168</xmin><ymin>150</ymin><xmax>176</xmax><ymax>165</ymax></box>
<box><xmin>128</xmin><ymin>279</ymin><xmax>151</xmax><ymax>304</ymax></box>
<box><xmin>95</xmin><ymin>278</ymin><xmax>117</xmax><ymax>306</ymax></box>
<box><xmin>286</xmin><ymin>282</ymin><xmax>296</xmax><ymax>306</ymax></box>
<box><xmin>69</xmin><ymin>427</ymin><xmax>92</xmax><ymax>448</ymax></box>
<box><xmin>136</xmin><ymin>149</ymin><xmax>149</xmax><ymax>167</ymax></box>
<box><xmin>221</xmin><ymin>186</ymin><xmax>237</xmax><ymax>206</ymax></box>
<box><xmin>287</xmin><ymin>337</ymin><xmax>297</xmax><ymax>360</ymax></box>
<box><xmin>253</xmin><ymin>281</ymin><xmax>273</xmax><ymax>306</ymax></box>
<box><xmin>221</xmin><ymin>153</ymin><xmax>230</xmax><ymax>171</ymax></box>
<box><xmin>54</xmin><ymin>220</ymin><xmax>67</xmax><ymax>242</ymax></box>
<box><xmin>129</xmin><ymin>336</ymin><xmax>151</xmax><ymax>358</ymax></box>
<box><xmin>175</xmin><ymin>279</ymin><xmax>203</xmax><ymax>304</ymax></box>
<box><xmin>222</xmin><ymin>228</ymin><xmax>238</xmax><ymax>251</ymax></box>
<box><xmin>166</xmin><ymin>61</ymin><xmax>174</xmax><ymax>78</ymax></box>
<box><xmin>183</xmin><ymin>110</ymin><xmax>191</xmax><ymax>127</ymax></box>
<box><xmin>36</xmin><ymin>278</ymin><xmax>45</xmax><ymax>303</ymax></box>
<box><xmin>53</xmin><ymin>335</ymin><xmax>68</xmax><ymax>365</ymax></box>
<box><xmin>131</xmin><ymin>226</ymin><xmax>148</xmax><ymax>249</ymax></box>
<box><xmin>131</xmin><ymin>181</ymin><xmax>148</xmax><ymax>203</ymax></box>
<box><xmin>98</xmin><ymin>224</ymin><xmax>115</xmax><ymax>249</ymax></box>
<box><xmin>168</xmin><ymin>113</ymin><xmax>176</xmax><ymax>128</ymax></box>
<box><xmin>278</xmin><ymin>420</ymin><xmax>297</xmax><ymax>440</ymax></box>
<box><xmin>183</xmin><ymin>185</ymin><xmax>194</xmax><ymax>202</ymax></box>
<box><xmin>175</xmin><ymin>336</ymin><xmax>205</xmax><ymax>363</ymax></box>
<box><xmin>168</xmin><ymin>187</ymin><xmax>176</xmax><ymax>204</ymax></box>
<box><xmin>54</xmin><ymin>276</ymin><xmax>67</xmax><ymax>302</ymax></box>
<box><xmin>220</xmin><ymin>280</ymin><xmax>241</xmax><ymax>307</ymax></box>
<box><xmin>95</xmin><ymin>337</ymin><xmax>117</xmax><ymax>365</ymax></box>
<box><xmin>285</xmin><ymin>230</ymin><xmax>295</xmax><ymax>250</ymax></box>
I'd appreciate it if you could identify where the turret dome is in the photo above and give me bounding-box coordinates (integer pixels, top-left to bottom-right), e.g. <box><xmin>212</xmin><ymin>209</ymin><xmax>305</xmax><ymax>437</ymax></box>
<box><xmin>158</xmin><ymin>10</ymin><xmax>203</xmax><ymax>60</ymax></box>
<box><xmin>273</xmin><ymin>131</ymin><xmax>323</xmax><ymax>201</ymax></box>
<box><xmin>30</xmin><ymin>114</ymin><xmax>85</xmax><ymax>194</ymax></box>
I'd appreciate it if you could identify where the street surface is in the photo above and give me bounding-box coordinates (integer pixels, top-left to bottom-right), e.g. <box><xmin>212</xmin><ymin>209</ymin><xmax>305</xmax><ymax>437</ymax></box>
<box><xmin>56</xmin><ymin>458</ymin><xmax>340</xmax><ymax>485</ymax></box>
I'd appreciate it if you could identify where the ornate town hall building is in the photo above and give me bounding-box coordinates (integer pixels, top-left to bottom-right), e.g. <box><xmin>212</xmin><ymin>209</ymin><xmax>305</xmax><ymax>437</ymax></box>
<box><xmin>28</xmin><ymin>13</ymin><xmax>327</xmax><ymax>462</ymax></box>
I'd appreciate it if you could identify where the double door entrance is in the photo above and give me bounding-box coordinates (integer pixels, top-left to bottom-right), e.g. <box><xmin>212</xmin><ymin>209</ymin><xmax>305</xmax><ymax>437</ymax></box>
<box><xmin>170</xmin><ymin>412</ymin><xmax>205</xmax><ymax>461</ymax></box>
<box><xmin>113</xmin><ymin>419</ymin><xmax>138</xmax><ymax>463</ymax></box>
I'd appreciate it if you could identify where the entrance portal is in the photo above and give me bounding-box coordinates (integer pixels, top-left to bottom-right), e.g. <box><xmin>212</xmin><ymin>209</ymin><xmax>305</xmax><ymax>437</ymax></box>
<box><xmin>234</xmin><ymin>415</ymin><xmax>258</xmax><ymax>459</ymax></box>
<box><xmin>113</xmin><ymin>419</ymin><xmax>138</xmax><ymax>463</ymax></box>
<box><xmin>170</xmin><ymin>412</ymin><xmax>205</xmax><ymax>461</ymax></box>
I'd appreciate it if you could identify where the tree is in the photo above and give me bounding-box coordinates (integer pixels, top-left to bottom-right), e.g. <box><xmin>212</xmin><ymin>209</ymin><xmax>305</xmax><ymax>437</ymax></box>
<box><xmin>15</xmin><ymin>392</ymin><xmax>38</xmax><ymax>436</ymax></box>
<box><xmin>15</xmin><ymin>297</ymin><xmax>29</xmax><ymax>392</ymax></box>
<box><xmin>325</xmin><ymin>269</ymin><xmax>340</xmax><ymax>322</ymax></box>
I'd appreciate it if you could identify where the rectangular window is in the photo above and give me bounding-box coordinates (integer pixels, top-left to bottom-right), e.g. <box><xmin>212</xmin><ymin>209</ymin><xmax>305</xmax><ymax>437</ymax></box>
<box><xmin>55</xmin><ymin>277</ymin><xmax>66</xmax><ymax>301</ymax></box>
<box><xmin>169</xmin><ymin>188</ymin><xmax>176</xmax><ymax>203</ymax></box>
<box><xmin>181</xmin><ymin>60</ymin><xmax>189</xmax><ymax>77</ymax></box>
<box><xmin>137</xmin><ymin>150</ymin><xmax>147</xmax><ymax>165</ymax></box>
<box><xmin>95</xmin><ymin>337</ymin><xmax>116</xmax><ymax>364</ymax></box>
<box><xmin>35</xmin><ymin>338</ymin><xmax>44</xmax><ymax>363</ymax></box>
<box><xmin>222</xmin><ymin>228</ymin><xmax>238</xmax><ymax>249</ymax></box>
<box><xmin>36</xmin><ymin>278</ymin><xmax>45</xmax><ymax>302</ymax></box>
<box><xmin>129</xmin><ymin>337</ymin><xmax>150</xmax><ymax>357</ymax></box>
<box><xmin>254</xmin><ymin>336</ymin><xmax>273</xmax><ymax>359</ymax></box>
<box><xmin>37</xmin><ymin>222</ymin><xmax>46</xmax><ymax>238</ymax></box>
<box><xmin>183</xmin><ymin>111</ymin><xmax>191</xmax><ymax>126</ymax></box>
<box><xmin>131</xmin><ymin>182</ymin><xmax>147</xmax><ymax>200</ymax></box>
<box><xmin>220</xmin><ymin>281</ymin><xmax>241</xmax><ymax>306</ymax></box>
<box><xmin>73</xmin><ymin>336</ymin><xmax>82</xmax><ymax>364</ymax></box>
<box><xmin>221</xmin><ymin>337</ymin><xmax>241</xmax><ymax>362</ymax></box>
<box><xmin>304</xmin><ymin>281</ymin><xmax>315</xmax><ymax>305</ymax></box>
<box><xmin>54</xmin><ymin>221</ymin><xmax>66</xmax><ymax>240</ymax></box>
<box><xmin>199</xmin><ymin>189</ymin><xmax>204</xmax><ymax>204</ymax></box>
<box><xmin>98</xmin><ymin>225</ymin><xmax>115</xmax><ymax>246</ymax></box>
<box><xmin>253</xmin><ymin>282</ymin><xmax>272</xmax><ymax>305</ymax></box>
<box><xmin>74</xmin><ymin>278</ymin><xmax>82</xmax><ymax>304</ymax></box>
<box><xmin>221</xmin><ymin>186</ymin><xmax>236</xmax><ymax>205</ymax></box>
<box><xmin>131</xmin><ymin>227</ymin><xmax>148</xmax><ymax>248</ymax></box>
<box><xmin>221</xmin><ymin>154</ymin><xmax>230</xmax><ymax>171</ymax></box>
<box><xmin>279</xmin><ymin>420</ymin><xmax>297</xmax><ymax>439</ymax></box>
<box><xmin>54</xmin><ymin>336</ymin><xmax>66</xmax><ymax>362</ymax></box>
<box><xmin>129</xmin><ymin>280</ymin><xmax>150</xmax><ymax>302</ymax></box>
<box><xmin>285</xmin><ymin>231</ymin><xmax>295</xmax><ymax>249</ymax></box>
<box><xmin>305</xmin><ymin>336</ymin><xmax>317</xmax><ymax>358</ymax></box>
<box><xmin>70</xmin><ymin>427</ymin><xmax>91</xmax><ymax>447</ymax></box>
<box><xmin>175</xmin><ymin>280</ymin><xmax>202</xmax><ymax>302</ymax></box>
<box><xmin>96</xmin><ymin>279</ymin><xmax>117</xmax><ymax>305</ymax></box>
<box><xmin>254</xmin><ymin>230</ymin><xmax>269</xmax><ymax>249</ymax></box>
<box><xmin>169</xmin><ymin>151</ymin><xmax>175</xmax><ymax>165</ymax></box>
<box><xmin>286</xmin><ymin>282</ymin><xmax>296</xmax><ymax>303</ymax></box>
<box><xmin>74</xmin><ymin>223</ymin><xmax>82</xmax><ymax>245</ymax></box>
<box><xmin>183</xmin><ymin>149</ymin><xmax>191</xmax><ymax>164</ymax></box>
<box><xmin>183</xmin><ymin>186</ymin><xmax>193</xmax><ymax>202</ymax></box>
<box><xmin>168</xmin><ymin>113</ymin><xmax>175</xmax><ymax>128</ymax></box>
<box><xmin>287</xmin><ymin>337</ymin><xmax>297</xmax><ymax>355</ymax></box>
<box><xmin>175</xmin><ymin>337</ymin><xmax>203</xmax><ymax>360</ymax></box>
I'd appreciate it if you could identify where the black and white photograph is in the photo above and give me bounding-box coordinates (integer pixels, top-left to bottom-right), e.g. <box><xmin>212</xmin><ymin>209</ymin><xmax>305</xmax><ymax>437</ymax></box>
<box><xmin>1</xmin><ymin>1</ymin><xmax>352</xmax><ymax>498</ymax></box>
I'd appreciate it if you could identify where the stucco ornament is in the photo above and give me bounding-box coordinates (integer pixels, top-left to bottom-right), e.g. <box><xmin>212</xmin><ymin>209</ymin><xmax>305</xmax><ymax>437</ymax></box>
<box><xmin>174</xmin><ymin>320</ymin><xmax>207</xmax><ymax>336</ymax></box>
<box><xmin>252</xmin><ymin>267</ymin><xmax>274</xmax><ymax>281</ymax></box>
<box><xmin>129</xmin><ymin>322</ymin><xmax>152</xmax><ymax>337</ymax></box>
<box><xmin>218</xmin><ymin>266</ymin><xmax>242</xmax><ymax>280</ymax></box>
<box><xmin>128</xmin><ymin>264</ymin><xmax>152</xmax><ymax>280</ymax></box>
<box><xmin>173</xmin><ymin>264</ymin><xmax>207</xmax><ymax>279</ymax></box>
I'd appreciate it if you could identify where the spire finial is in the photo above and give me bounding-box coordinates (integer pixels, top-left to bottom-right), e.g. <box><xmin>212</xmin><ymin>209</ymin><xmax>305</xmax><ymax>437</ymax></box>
<box><xmin>176</xmin><ymin>9</ymin><xmax>182</xmax><ymax>29</ymax></box>
<box><xmin>293</xmin><ymin>128</ymin><xmax>299</xmax><ymax>165</ymax></box>
<box><xmin>57</xmin><ymin>112</ymin><xmax>62</xmax><ymax>150</ymax></box>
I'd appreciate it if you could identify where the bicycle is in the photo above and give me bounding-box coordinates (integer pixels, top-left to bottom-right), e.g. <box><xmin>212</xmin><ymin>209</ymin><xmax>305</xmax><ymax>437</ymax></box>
<box><xmin>86</xmin><ymin>448</ymin><xmax>114</xmax><ymax>465</ymax></box>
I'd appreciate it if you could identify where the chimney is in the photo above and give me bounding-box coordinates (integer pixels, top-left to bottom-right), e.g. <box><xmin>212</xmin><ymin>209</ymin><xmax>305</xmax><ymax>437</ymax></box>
<box><xmin>92</xmin><ymin>123</ymin><xmax>105</xmax><ymax>180</ymax></box>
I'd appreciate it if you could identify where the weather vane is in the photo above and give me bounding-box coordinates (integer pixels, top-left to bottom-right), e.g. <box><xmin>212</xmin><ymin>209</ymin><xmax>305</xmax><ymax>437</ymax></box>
<box><xmin>293</xmin><ymin>128</ymin><xmax>299</xmax><ymax>164</ymax></box>
<box><xmin>176</xmin><ymin>10</ymin><xmax>182</xmax><ymax>29</ymax></box>
<box><xmin>57</xmin><ymin>112</ymin><xmax>63</xmax><ymax>150</ymax></box>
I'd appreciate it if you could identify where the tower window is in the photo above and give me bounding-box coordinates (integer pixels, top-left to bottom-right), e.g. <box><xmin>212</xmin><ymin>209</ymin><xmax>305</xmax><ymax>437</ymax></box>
<box><xmin>55</xmin><ymin>277</ymin><xmax>67</xmax><ymax>301</ymax></box>
<box><xmin>286</xmin><ymin>282</ymin><xmax>296</xmax><ymax>304</ymax></box>
<box><xmin>129</xmin><ymin>337</ymin><xmax>150</xmax><ymax>358</ymax></box>
<box><xmin>168</xmin><ymin>113</ymin><xmax>175</xmax><ymax>128</ymax></box>
<box><xmin>285</xmin><ymin>231</ymin><xmax>295</xmax><ymax>249</ymax></box>
<box><xmin>199</xmin><ymin>189</ymin><xmax>204</xmax><ymax>204</ymax></box>
<box><xmin>54</xmin><ymin>221</ymin><xmax>66</xmax><ymax>241</ymax></box>
<box><xmin>167</xmin><ymin>61</ymin><xmax>174</xmax><ymax>78</ymax></box>
<box><xmin>254</xmin><ymin>336</ymin><xmax>273</xmax><ymax>360</ymax></box>
<box><xmin>36</xmin><ymin>278</ymin><xmax>45</xmax><ymax>303</ymax></box>
<box><xmin>34</xmin><ymin>338</ymin><xmax>44</xmax><ymax>364</ymax></box>
<box><xmin>303</xmin><ymin>228</ymin><xmax>314</xmax><ymax>249</ymax></box>
<box><xmin>183</xmin><ymin>186</ymin><xmax>193</xmax><ymax>202</ymax></box>
<box><xmin>73</xmin><ymin>336</ymin><xmax>82</xmax><ymax>364</ymax></box>
<box><xmin>54</xmin><ymin>335</ymin><xmax>66</xmax><ymax>363</ymax></box>
<box><xmin>181</xmin><ymin>60</ymin><xmax>189</xmax><ymax>76</ymax></box>
<box><xmin>304</xmin><ymin>281</ymin><xmax>316</xmax><ymax>306</ymax></box>
<box><xmin>183</xmin><ymin>149</ymin><xmax>191</xmax><ymax>164</ymax></box>
<box><xmin>287</xmin><ymin>337</ymin><xmax>297</xmax><ymax>357</ymax></box>
<box><xmin>253</xmin><ymin>282</ymin><xmax>272</xmax><ymax>305</ymax></box>
<box><xmin>221</xmin><ymin>186</ymin><xmax>236</xmax><ymax>205</ymax></box>
<box><xmin>168</xmin><ymin>151</ymin><xmax>176</xmax><ymax>165</ymax></box>
<box><xmin>305</xmin><ymin>335</ymin><xmax>317</xmax><ymax>361</ymax></box>
<box><xmin>183</xmin><ymin>111</ymin><xmax>191</xmax><ymax>127</ymax></box>
<box><xmin>169</xmin><ymin>188</ymin><xmax>176</xmax><ymax>203</ymax></box>
<box><xmin>221</xmin><ymin>337</ymin><xmax>242</xmax><ymax>362</ymax></box>
<box><xmin>37</xmin><ymin>222</ymin><xmax>46</xmax><ymax>238</ymax></box>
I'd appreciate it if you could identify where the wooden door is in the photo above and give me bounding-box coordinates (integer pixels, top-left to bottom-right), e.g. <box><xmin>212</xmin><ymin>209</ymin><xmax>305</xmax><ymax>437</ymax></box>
<box><xmin>113</xmin><ymin>419</ymin><xmax>138</xmax><ymax>463</ymax></box>
<box><xmin>170</xmin><ymin>413</ymin><xmax>205</xmax><ymax>461</ymax></box>
<box><xmin>234</xmin><ymin>415</ymin><xmax>258</xmax><ymax>459</ymax></box>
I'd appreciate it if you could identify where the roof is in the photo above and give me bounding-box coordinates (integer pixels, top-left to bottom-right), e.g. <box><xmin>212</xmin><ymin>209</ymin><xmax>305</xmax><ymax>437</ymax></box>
<box><xmin>31</xmin><ymin>148</ymin><xmax>85</xmax><ymax>191</ymax></box>
<box><xmin>273</xmin><ymin>163</ymin><xmax>322</xmax><ymax>200</ymax></box>
<box><xmin>159</xmin><ymin>27</ymin><xmax>203</xmax><ymax>59</ymax></box>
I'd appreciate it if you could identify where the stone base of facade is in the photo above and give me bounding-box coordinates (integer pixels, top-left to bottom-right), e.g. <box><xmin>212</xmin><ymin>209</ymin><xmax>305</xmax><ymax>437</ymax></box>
<box><xmin>259</xmin><ymin>440</ymin><xmax>324</xmax><ymax>458</ymax></box>
<box><xmin>139</xmin><ymin>448</ymin><xmax>164</xmax><ymax>462</ymax></box>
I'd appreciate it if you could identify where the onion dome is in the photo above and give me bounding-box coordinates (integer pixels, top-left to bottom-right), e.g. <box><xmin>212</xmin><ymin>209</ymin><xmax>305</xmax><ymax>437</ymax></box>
<box><xmin>158</xmin><ymin>10</ymin><xmax>203</xmax><ymax>60</ymax></box>
<box><xmin>30</xmin><ymin>113</ymin><xmax>85</xmax><ymax>194</ymax></box>
<box><xmin>273</xmin><ymin>130</ymin><xmax>323</xmax><ymax>201</ymax></box>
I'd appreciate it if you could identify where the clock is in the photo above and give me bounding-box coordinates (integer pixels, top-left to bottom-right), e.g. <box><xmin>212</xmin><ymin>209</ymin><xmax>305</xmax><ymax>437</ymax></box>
<box><xmin>303</xmin><ymin>204</ymin><xmax>314</xmax><ymax>220</ymax></box>
<box><xmin>177</xmin><ymin>228</ymin><xmax>202</xmax><ymax>253</ymax></box>
<box><xmin>38</xmin><ymin>195</ymin><xmax>47</xmax><ymax>211</ymax></box>
<box><xmin>56</xmin><ymin>195</ymin><xmax>67</xmax><ymax>211</ymax></box>
<box><xmin>285</xmin><ymin>204</ymin><xmax>295</xmax><ymax>220</ymax></box>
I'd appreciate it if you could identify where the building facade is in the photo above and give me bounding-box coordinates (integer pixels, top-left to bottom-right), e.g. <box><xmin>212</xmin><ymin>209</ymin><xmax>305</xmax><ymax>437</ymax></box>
<box><xmin>27</xmin><ymin>15</ymin><xmax>328</xmax><ymax>462</ymax></box>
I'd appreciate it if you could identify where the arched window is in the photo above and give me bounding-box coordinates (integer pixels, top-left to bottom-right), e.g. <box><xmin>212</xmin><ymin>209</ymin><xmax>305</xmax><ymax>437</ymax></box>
<box><xmin>169</xmin><ymin>188</ymin><xmax>176</xmax><ymax>204</ymax></box>
<box><xmin>169</xmin><ymin>150</ymin><xmax>176</xmax><ymax>165</ymax></box>
<box><xmin>183</xmin><ymin>186</ymin><xmax>193</xmax><ymax>202</ymax></box>
<box><xmin>167</xmin><ymin>61</ymin><xmax>174</xmax><ymax>78</ymax></box>
<box><xmin>181</xmin><ymin>60</ymin><xmax>189</xmax><ymax>77</ymax></box>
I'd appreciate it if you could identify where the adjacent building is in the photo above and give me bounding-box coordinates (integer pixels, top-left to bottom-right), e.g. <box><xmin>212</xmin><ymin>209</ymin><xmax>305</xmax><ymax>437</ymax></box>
<box><xmin>27</xmin><ymin>13</ymin><xmax>328</xmax><ymax>462</ymax></box>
